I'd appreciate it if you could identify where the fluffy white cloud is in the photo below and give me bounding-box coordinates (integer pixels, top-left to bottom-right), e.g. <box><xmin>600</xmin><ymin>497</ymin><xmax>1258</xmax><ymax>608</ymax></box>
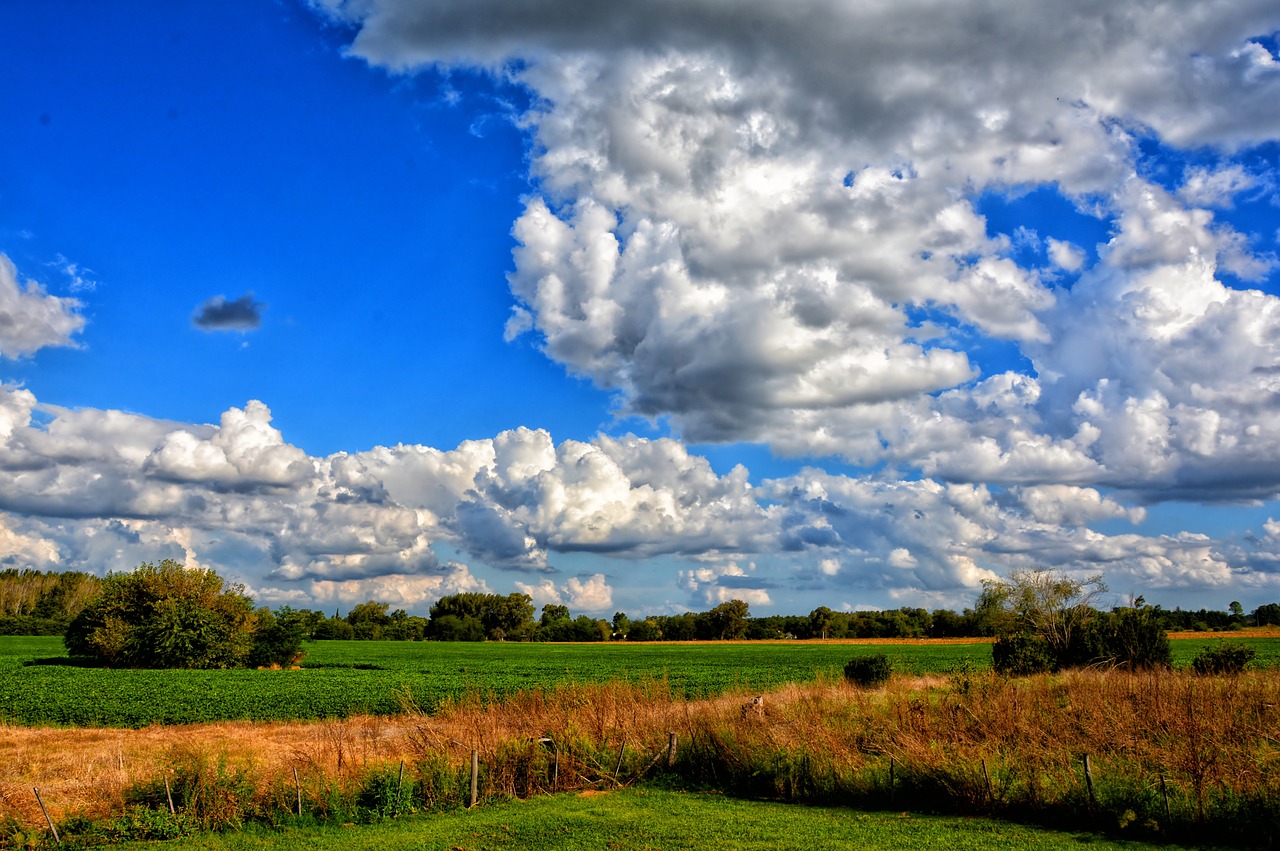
<box><xmin>2</xmin><ymin>381</ymin><xmax>1278</xmax><ymax>610</ymax></box>
<box><xmin>315</xmin><ymin>0</ymin><xmax>1280</xmax><ymax>506</ymax></box>
<box><xmin>1178</xmin><ymin>164</ymin><xmax>1261</xmax><ymax>208</ymax></box>
<box><xmin>0</xmin><ymin>253</ymin><xmax>84</xmax><ymax>358</ymax></box>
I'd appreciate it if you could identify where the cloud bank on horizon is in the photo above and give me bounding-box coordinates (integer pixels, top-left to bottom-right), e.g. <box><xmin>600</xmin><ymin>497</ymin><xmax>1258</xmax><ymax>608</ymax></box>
<box><xmin>2</xmin><ymin>0</ymin><xmax>1280</xmax><ymax>615</ymax></box>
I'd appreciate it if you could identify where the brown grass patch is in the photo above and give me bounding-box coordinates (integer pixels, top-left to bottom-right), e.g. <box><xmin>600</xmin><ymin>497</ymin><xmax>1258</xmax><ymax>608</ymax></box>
<box><xmin>3</xmin><ymin>669</ymin><xmax>1279</xmax><ymax>846</ymax></box>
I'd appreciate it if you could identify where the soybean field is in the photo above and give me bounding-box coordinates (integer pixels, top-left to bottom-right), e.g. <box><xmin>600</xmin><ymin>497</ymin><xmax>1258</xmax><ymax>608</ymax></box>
<box><xmin>3</xmin><ymin>633</ymin><xmax>1277</xmax><ymax>728</ymax></box>
<box><xmin>0</xmin><ymin>636</ymin><xmax>987</xmax><ymax>727</ymax></box>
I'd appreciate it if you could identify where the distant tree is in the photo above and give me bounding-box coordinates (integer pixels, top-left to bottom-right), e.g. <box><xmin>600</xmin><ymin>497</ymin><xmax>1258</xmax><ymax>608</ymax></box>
<box><xmin>429</xmin><ymin>613</ymin><xmax>484</xmax><ymax>641</ymax></box>
<box><xmin>347</xmin><ymin>600</ymin><xmax>392</xmax><ymax>640</ymax></box>
<box><xmin>627</xmin><ymin>618</ymin><xmax>662</xmax><ymax>641</ymax></box>
<box><xmin>0</xmin><ymin>569</ymin><xmax>101</xmax><ymax>634</ymax></box>
<box><xmin>65</xmin><ymin>561</ymin><xmax>261</xmax><ymax>669</ymax></box>
<box><xmin>809</xmin><ymin>606</ymin><xmax>836</xmax><ymax>639</ymax></box>
<box><xmin>247</xmin><ymin>607</ymin><xmax>308</xmax><ymax>667</ymax></box>
<box><xmin>312</xmin><ymin>614</ymin><xmax>354</xmax><ymax>640</ymax></box>
<box><xmin>611</xmin><ymin>611</ymin><xmax>631</xmax><ymax>639</ymax></box>
<box><xmin>540</xmin><ymin>604</ymin><xmax>571</xmax><ymax>626</ymax></box>
<box><xmin>430</xmin><ymin>592</ymin><xmax>534</xmax><ymax>641</ymax></box>
<box><xmin>706</xmin><ymin>599</ymin><xmax>751</xmax><ymax>640</ymax></box>
<box><xmin>929</xmin><ymin>608</ymin><xmax>967</xmax><ymax>638</ymax></box>
<box><xmin>656</xmin><ymin>612</ymin><xmax>696</xmax><ymax>641</ymax></box>
<box><xmin>1254</xmin><ymin>603</ymin><xmax>1280</xmax><ymax>627</ymax></box>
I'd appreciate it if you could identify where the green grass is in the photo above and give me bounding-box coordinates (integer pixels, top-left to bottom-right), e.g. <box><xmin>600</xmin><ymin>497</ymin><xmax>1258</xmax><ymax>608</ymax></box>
<box><xmin>101</xmin><ymin>788</ymin><xmax>1222</xmax><ymax>851</ymax></box>
<box><xmin>3</xmin><ymin>634</ymin><xmax>1276</xmax><ymax>728</ymax></box>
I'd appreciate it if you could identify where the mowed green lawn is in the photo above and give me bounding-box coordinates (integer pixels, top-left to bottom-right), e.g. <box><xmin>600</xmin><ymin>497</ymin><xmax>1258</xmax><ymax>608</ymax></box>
<box><xmin>103</xmin><ymin>788</ymin><xmax>1227</xmax><ymax>851</ymax></box>
<box><xmin>1</xmin><ymin>633</ymin><xmax>1275</xmax><ymax>727</ymax></box>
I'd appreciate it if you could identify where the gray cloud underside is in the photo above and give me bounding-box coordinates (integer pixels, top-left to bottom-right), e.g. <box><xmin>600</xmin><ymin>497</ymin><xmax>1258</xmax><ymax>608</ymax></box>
<box><xmin>192</xmin><ymin>294</ymin><xmax>265</xmax><ymax>331</ymax></box>
<box><xmin>316</xmin><ymin>0</ymin><xmax>1280</xmax><ymax>505</ymax></box>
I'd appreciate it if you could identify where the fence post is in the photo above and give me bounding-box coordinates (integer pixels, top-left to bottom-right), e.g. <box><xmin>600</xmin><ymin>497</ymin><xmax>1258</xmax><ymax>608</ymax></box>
<box><xmin>667</xmin><ymin>732</ymin><xmax>678</xmax><ymax>768</ymax></box>
<box><xmin>33</xmin><ymin>787</ymin><xmax>59</xmax><ymax>845</ymax></box>
<box><xmin>470</xmin><ymin>750</ymin><xmax>479</xmax><ymax>808</ymax></box>
<box><xmin>164</xmin><ymin>773</ymin><xmax>175</xmax><ymax>815</ymax></box>
<box><xmin>1083</xmin><ymin>754</ymin><xmax>1097</xmax><ymax>811</ymax></box>
<box><xmin>293</xmin><ymin>767</ymin><xmax>302</xmax><ymax>817</ymax></box>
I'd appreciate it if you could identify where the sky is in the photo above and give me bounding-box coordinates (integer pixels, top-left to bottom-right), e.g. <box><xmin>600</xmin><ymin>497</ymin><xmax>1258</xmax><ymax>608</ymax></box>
<box><xmin>2</xmin><ymin>0</ymin><xmax>1280</xmax><ymax>619</ymax></box>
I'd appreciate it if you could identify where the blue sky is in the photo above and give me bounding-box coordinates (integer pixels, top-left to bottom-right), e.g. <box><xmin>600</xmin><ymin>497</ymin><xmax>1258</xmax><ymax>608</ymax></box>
<box><xmin>2</xmin><ymin>0</ymin><xmax>1280</xmax><ymax>618</ymax></box>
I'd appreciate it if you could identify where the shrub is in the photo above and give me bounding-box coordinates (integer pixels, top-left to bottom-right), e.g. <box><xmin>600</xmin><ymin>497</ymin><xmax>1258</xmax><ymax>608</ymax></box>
<box><xmin>1075</xmin><ymin>606</ymin><xmax>1172</xmax><ymax>670</ymax></box>
<box><xmin>991</xmin><ymin>633</ymin><xmax>1055</xmax><ymax>676</ymax></box>
<box><xmin>1191</xmin><ymin>642</ymin><xmax>1256</xmax><ymax>675</ymax></box>
<box><xmin>843</xmin><ymin>653</ymin><xmax>892</xmax><ymax>687</ymax></box>
<box><xmin>247</xmin><ymin>607</ymin><xmax>308</xmax><ymax>668</ymax></box>
<box><xmin>65</xmin><ymin>561</ymin><xmax>258</xmax><ymax>669</ymax></box>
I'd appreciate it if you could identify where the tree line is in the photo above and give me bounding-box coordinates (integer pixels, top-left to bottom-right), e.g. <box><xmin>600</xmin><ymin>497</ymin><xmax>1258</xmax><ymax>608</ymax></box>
<box><xmin>3</xmin><ymin>566</ymin><xmax>1279</xmax><ymax>644</ymax></box>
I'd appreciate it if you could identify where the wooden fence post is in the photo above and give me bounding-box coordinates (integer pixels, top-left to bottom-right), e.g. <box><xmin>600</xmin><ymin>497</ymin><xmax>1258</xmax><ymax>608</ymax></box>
<box><xmin>667</xmin><ymin>732</ymin><xmax>678</xmax><ymax>768</ymax></box>
<box><xmin>470</xmin><ymin>750</ymin><xmax>479</xmax><ymax>808</ymax></box>
<box><xmin>1083</xmin><ymin>754</ymin><xmax>1097</xmax><ymax>811</ymax></box>
<box><xmin>613</xmin><ymin>739</ymin><xmax>626</xmax><ymax>781</ymax></box>
<box><xmin>33</xmin><ymin>787</ymin><xmax>59</xmax><ymax>845</ymax></box>
<box><xmin>164</xmin><ymin>774</ymin><xmax>175</xmax><ymax>815</ymax></box>
<box><xmin>293</xmin><ymin>767</ymin><xmax>302</xmax><ymax>817</ymax></box>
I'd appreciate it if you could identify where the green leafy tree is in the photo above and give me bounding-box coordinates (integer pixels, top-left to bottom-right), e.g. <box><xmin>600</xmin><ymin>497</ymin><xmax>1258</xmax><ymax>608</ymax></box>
<box><xmin>347</xmin><ymin>600</ymin><xmax>393</xmax><ymax>640</ymax></box>
<box><xmin>429</xmin><ymin>592</ymin><xmax>534</xmax><ymax>641</ymax></box>
<box><xmin>706</xmin><ymin>599</ymin><xmax>750</xmax><ymax>640</ymax></box>
<box><xmin>627</xmin><ymin>617</ymin><xmax>662</xmax><ymax>641</ymax></box>
<box><xmin>809</xmin><ymin>606</ymin><xmax>836</xmax><ymax>639</ymax></box>
<box><xmin>65</xmin><ymin>561</ymin><xmax>260</xmax><ymax>669</ymax></box>
<box><xmin>540</xmin><ymin>604</ymin><xmax>571</xmax><ymax>626</ymax></box>
<box><xmin>247</xmin><ymin>607</ymin><xmax>308</xmax><ymax>667</ymax></box>
<box><xmin>1253</xmin><ymin>603</ymin><xmax>1280</xmax><ymax>627</ymax></box>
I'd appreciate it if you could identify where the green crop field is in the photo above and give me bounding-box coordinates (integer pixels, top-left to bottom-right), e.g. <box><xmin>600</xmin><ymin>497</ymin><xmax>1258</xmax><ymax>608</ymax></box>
<box><xmin>1</xmin><ymin>634</ymin><xmax>1275</xmax><ymax>728</ymax></box>
<box><xmin>1</xmin><ymin>637</ymin><xmax>987</xmax><ymax>727</ymax></box>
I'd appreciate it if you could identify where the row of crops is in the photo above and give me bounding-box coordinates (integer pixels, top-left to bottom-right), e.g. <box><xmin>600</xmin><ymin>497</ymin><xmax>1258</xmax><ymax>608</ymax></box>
<box><xmin>2</xmin><ymin>634</ymin><xmax>1276</xmax><ymax>727</ymax></box>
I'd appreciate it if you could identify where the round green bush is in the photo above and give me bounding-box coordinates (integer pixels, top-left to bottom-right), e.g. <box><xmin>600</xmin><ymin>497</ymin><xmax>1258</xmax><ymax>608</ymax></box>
<box><xmin>843</xmin><ymin>653</ymin><xmax>892</xmax><ymax>687</ymax></box>
<box><xmin>1191</xmin><ymin>642</ymin><xmax>1256</xmax><ymax>675</ymax></box>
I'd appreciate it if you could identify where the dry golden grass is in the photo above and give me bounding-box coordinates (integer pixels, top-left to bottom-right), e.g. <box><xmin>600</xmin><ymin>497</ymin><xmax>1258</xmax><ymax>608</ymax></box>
<box><xmin>3</xmin><ymin>668</ymin><xmax>1278</xmax><ymax>840</ymax></box>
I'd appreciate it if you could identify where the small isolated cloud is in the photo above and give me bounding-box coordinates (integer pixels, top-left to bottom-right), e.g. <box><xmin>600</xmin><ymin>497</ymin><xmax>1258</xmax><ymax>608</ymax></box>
<box><xmin>193</xmin><ymin>293</ymin><xmax>265</xmax><ymax>331</ymax></box>
<box><xmin>1046</xmin><ymin>238</ymin><xmax>1086</xmax><ymax>272</ymax></box>
<box><xmin>48</xmin><ymin>254</ymin><xmax>98</xmax><ymax>293</ymax></box>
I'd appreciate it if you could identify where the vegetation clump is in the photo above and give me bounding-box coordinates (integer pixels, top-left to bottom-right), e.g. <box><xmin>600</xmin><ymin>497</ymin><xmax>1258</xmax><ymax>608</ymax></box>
<box><xmin>1191</xmin><ymin>641</ymin><xmax>1257</xmax><ymax>675</ymax></box>
<box><xmin>64</xmin><ymin>560</ymin><xmax>302</xmax><ymax>669</ymax></box>
<box><xmin>985</xmin><ymin>570</ymin><xmax>1171</xmax><ymax>674</ymax></box>
<box><xmin>843</xmin><ymin>652</ymin><xmax>892</xmax><ymax>687</ymax></box>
